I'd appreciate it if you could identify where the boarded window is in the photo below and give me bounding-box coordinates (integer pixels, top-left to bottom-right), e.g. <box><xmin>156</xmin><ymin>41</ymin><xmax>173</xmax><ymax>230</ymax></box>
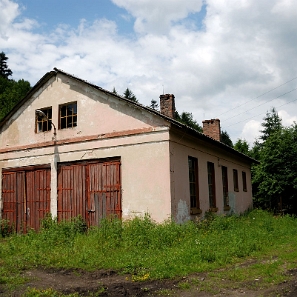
<box><xmin>188</xmin><ymin>156</ymin><xmax>199</xmax><ymax>210</ymax></box>
<box><xmin>57</xmin><ymin>159</ymin><xmax>121</xmax><ymax>226</ymax></box>
<box><xmin>59</xmin><ymin>102</ymin><xmax>77</xmax><ymax>129</ymax></box>
<box><xmin>36</xmin><ymin>107</ymin><xmax>52</xmax><ymax>133</ymax></box>
<box><xmin>221</xmin><ymin>166</ymin><xmax>229</xmax><ymax>207</ymax></box>
<box><xmin>207</xmin><ymin>162</ymin><xmax>216</xmax><ymax>209</ymax></box>
<box><xmin>233</xmin><ymin>169</ymin><xmax>239</xmax><ymax>192</ymax></box>
<box><xmin>242</xmin><ymin>171</ymin><xmax>247</xmax><ymax>192</ymax></box>
<box><xmin>2</xmin><ymin>166</ymin><xmax>51</xmax><ymax>233</ymax></box>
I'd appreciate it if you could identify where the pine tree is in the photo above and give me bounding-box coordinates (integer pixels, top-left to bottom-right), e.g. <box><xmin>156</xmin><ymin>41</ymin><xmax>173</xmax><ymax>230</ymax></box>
<box><xmin>220</xmin><ymin>130</ymin><xmax>233</xmax><ymax>147</ymax></box>
<box><xmin>175</xmin><ymin>111</ymin><xmax>202</xmax><ymax>132</ymax></box>
<box><xmin>150</xmin><ymin>99</ymin><xmax>159</xmax><ymax>110</ymax></box>
<box><xmin>260</xmin><ymin>107</ymin><xmax>282</xmax><ymax>142</ymax></box>
<box><xmin>112</xmin><ymin>87</ymin><xmax>118</xmax><ymax>95</ymax></box>
<box><xmin>234</xmin><ymin>139</ymin><xmax>250</xmax><ymax>155</ymax></box>
<box><xmin>123</xmin><ymin>88</ymin><xmax>138</xmax><ymax>103</ymax></box>
<box><xmin>0</xmin><ymin>52</ymin><xmax>13</xmax><ymax>79</ymax></box>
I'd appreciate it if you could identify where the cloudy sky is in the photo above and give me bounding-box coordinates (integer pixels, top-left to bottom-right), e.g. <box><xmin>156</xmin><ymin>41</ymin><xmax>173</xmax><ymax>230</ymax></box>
<box><xmin>1</xmin><ymin>0</ymin><xmax>297</xmax><ymax>145</ymax></box>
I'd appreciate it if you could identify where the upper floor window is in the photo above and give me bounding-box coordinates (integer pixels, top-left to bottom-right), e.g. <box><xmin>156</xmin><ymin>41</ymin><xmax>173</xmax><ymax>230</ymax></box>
<box><xmin>188</xmin><ymin>156</ymin><xmax>199</xmax><ymax>210</ymax></box>
<box><xmin>233</xmin><ymin>169</ymin><xmax>239</xmax><ymax>192</ymax></box>
<box><xmin>36</xmin><ymin>107</ymin><xmax>52</xmax><ymax>133</ymax></box>
<box><xmin>242</xmin><ymin>171</ymin><xmax>247</xmax><ymax>192</ymax></box>
<box><xmin>59</xmin><ymin>102</ymin><xmax>77</xmax><ymax>129</ymax></box>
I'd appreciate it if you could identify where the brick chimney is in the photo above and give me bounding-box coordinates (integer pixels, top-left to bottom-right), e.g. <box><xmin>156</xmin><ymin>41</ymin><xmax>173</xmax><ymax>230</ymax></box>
<box><xmin>160</xmin><ymin>94</ymin><xmax>175</xmax><ymax>119</ymax></box>
<box><xmin>202</xmin><ymin>119</ymin><xmax>221</xmax><ymax>141</ymax></box>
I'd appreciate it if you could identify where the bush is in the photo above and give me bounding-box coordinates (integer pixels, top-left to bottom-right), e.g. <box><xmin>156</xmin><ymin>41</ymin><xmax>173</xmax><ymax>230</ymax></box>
<box><xmin>0</xmin><ymin>219</ymin><xmax>14</xmax><ymax>237</ymax></box>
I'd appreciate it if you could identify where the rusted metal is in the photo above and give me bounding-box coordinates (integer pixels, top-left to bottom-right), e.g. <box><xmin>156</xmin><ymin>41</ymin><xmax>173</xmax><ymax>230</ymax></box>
<box><xmin>2</xmin><ymin>166</ymin><xmax>51</xmax><ymax>232</ymax></box>
<box><xmin>57</xmin><ymin>159</ymin><xmax>121</xmax><ymax>226</ymax></box>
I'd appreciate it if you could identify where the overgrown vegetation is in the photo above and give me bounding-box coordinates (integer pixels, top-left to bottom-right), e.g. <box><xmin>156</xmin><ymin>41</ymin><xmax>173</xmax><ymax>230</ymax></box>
<box><xmin>1</xmin><ymin>210</ymin><xmax>297</xmax><ymax>294</ymax></box>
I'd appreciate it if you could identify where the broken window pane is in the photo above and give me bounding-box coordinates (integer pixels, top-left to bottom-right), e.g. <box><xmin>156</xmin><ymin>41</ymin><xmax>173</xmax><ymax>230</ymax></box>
<box><xmin>36</xmin><ymin>107</ymin><xmax>52</xmax><ymax>133</ymax></box>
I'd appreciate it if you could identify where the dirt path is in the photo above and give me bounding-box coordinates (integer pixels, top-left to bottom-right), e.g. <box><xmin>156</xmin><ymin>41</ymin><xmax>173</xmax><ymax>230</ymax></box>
<box><xmin>1</xmin><ymin>267</ymin><xmax>297</xmax><ymax>296</ymax></box>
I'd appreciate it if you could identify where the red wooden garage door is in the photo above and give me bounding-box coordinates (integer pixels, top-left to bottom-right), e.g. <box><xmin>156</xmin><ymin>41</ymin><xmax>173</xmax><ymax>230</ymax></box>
<box><xmin>57</xmin><ymin>159</ymin><xmax>121</xmax><ymax>226</ymax></box>
<box><xmin>2</xmin><ymin>166</ymin><xmax>51</xmax><ymax>233</ymax></box>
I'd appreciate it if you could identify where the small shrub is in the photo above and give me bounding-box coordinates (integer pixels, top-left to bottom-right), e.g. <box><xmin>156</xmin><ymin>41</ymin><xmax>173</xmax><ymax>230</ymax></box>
<box><xmin>0</xmin><ymin>219</ymin><xmax>13</xmax><ymax>237</ymax></box>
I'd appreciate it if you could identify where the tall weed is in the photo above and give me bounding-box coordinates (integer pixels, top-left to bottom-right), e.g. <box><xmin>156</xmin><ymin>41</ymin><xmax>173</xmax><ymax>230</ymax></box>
<box><xmin>1</xmin><ymin>210</ymin><xmax>297</xmax><ymax>280</ymax></box>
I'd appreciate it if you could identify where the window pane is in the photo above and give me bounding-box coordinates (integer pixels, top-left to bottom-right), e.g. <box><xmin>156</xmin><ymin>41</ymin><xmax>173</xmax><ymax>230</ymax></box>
<box><xmin>189</xmin><ymin>170</ymin><xmax>195</xmax><ymax>182</ymax></box>
<box><xmin>67</xmin><ymin>117</ymin><xmax>73</xmax><ymax>128</ymax></box>
<box><xmin>72</xmin><ymin>104</ymin><xmax>77</xmax><ymax>114</ymax></box>
<box><xmin>61</xmin><ymin>117</ymin><xmax>66</xmax><ymax>129</ymax></box>
<box><xmin>38</xmin><ymin>122</ymin><xmax>43</xmax><ymax>132</ymax></box>
<box><xmin>61</xmin><ymin>105</ymin><xmax>67</xmax><ymax>117</ymax></box>
<box><xmin>207</xmin><ymin>162</ymin><xmax>216</xmax><ymax>208</ymax></box>
<box><xmin>242</xmin><ymin>171</ymin><xmax>247</xmax><ymax>191</ymax></box>
<box><xmin>233</xmin><ymin>169</ymin><xmax>239</xmax><ymax>191</ymax></box>
<box><xmin>188</xmin><ymin>156</ymin><xmax>199</xmax><ymax>210</ymax></box>
<box><xmin>73</xmin><ymin>115</ymin><xmax>77</xmax><ymax>127</ymax></box>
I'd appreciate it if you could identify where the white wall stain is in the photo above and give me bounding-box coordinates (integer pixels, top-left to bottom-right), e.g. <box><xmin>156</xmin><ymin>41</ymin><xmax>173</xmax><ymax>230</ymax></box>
<box><xmin>176</xmin><ymin>199</ymin><xmax>190</xmax><ymax>224</ymax></box>
<box><xmin>229</xmin><ymin>192</ymin><xmax>236</xmax><ymax>213</ymax></box>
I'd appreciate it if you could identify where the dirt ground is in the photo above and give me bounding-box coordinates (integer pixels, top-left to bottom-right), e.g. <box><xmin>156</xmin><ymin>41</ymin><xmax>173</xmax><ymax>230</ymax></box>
<box><xmin>1</xmin><ymin>267</ymin><xmax>297</xmax><ymax>297</ymax></box>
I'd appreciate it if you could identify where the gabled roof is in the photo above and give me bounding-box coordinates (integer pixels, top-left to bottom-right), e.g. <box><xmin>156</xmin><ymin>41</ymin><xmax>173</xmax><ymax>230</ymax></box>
<box><xmin>0</xmin><ymin>68</ymin><xmax>257</xmax><ymax>164</ymax></box>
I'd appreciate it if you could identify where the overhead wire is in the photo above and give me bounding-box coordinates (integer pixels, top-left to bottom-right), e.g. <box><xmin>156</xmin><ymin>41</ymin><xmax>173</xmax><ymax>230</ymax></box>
<box><xmin>222</xmin><ymin>87</ymin><xmax>297</xmax><ymax>122</ymax></box>
<box><xmin>218</xmin><ymin>76</ymin><xmax>297</xmax><ymax>118</ymax></box>
<box><xmin>223</xmin><ymin>96</ymin><xmax>297</xmax><ymax>128</ymax></box>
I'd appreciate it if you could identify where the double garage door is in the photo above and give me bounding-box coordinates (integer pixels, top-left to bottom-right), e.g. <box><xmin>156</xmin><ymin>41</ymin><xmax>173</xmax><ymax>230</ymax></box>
<box><xmin>1</xmin><ymin>159</ymin><xmax>121</xmax><ymax>232</ymax></box>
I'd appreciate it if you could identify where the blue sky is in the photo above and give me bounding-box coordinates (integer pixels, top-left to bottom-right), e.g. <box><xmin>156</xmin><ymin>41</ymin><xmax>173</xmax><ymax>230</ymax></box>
<box><xmin>1</xmin><ymin>0</ymin><xmax>297</xmax><ymax>144</ymax></box>
<box><xmin>15</xmin><ymin>0</ymin><xmax>135</xmax><ymax>35</ymax></box>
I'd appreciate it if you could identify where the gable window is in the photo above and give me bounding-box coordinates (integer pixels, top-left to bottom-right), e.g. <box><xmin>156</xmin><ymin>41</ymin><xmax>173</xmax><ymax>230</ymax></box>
<box><xmin>36</xmin><ymin>107</ymin><xmax>52</xmax><ymax>133</ymax></box>
<box><xmin>233</xmin><ymin>169</ymin><xmax>239</xmax><ymax>192</ymax></box>
<box><xmin>59</xmin><ymin>102</ymin><xmax>77</xmax><ymax>129</ymax></box>
<box><xmin>221</xmin><ymin>166</ymin><xmax>229</xmax><ymax>210</ymax></box>
<box><xmin>207</xmin><ymin>162</ymin><xmax>216</xmax><ymax>210</ymax></box>
<box><xmin>188</xmin><ymin>157</ymin><xmax>200</xmax><ymax>214</ymax></box>
<box><xmin>242</xmin><ymin>171</ymin><xmax>247</xmax><ymax>192</ymax></box>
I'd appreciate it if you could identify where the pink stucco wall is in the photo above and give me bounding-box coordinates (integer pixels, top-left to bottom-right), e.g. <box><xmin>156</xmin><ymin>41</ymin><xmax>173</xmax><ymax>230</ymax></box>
<box><xmin>0</xmin><ymin>73</ymin><xmax>172</xmax><ymax>223</ymax></box>
<box><xmin>169</xmin><ymin>130</ymin><xmax>253</xmax><ymax>223</ymax></box>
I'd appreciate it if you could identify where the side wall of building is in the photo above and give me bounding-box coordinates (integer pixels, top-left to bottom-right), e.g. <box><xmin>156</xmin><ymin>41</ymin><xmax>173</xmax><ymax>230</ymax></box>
<box><xmin>169</xmin><ymin>131</ymin><xmax>253</xmax><ymax>223</ymax></box>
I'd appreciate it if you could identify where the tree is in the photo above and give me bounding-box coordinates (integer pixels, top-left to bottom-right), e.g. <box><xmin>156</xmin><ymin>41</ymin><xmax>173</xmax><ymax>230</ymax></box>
<box><xmin>220</xmin><ymin>130</ymin><xmax>233</xmax><ymax>147</ymax></box>
<box><xmin>150</xmin><ymin>99</ymin><xmax>159</xmax><ymax>110</ymax></box>
<box><xmin>112</xmin><ymin>87</ymin><xmax>118</xmax><ymax>95</ymax></box>
<box><xmin>260</xmin><ymin>107</ymin><xmax>282</xmax><ymax>142</ymax></box>
<box><xmin>253</xmin><ymin>125</ymin><xmax>297</xmax><ymax>212</ymax></box>
<box><xmin>234</xmin><ymin>139</ymin><xmax>250</xmax><ymax>156</ymax></box>
<box><xmin>175</xmin><ymin>111</ymin><xmax>202</xmax><ymax>132</ymax></box>
<box><xmin>123</xmin><ymin>88</ymin><xmax>138</xmax><ymax>103</ymax></box>
<box><xmin>0</xmin><ymin>77</ymin><xmax>31</xmax><ymax>120</ymax></box>
<box><xmin>0</xmin><ymin>52</ymin><xmax>31</xmax><ymax>120</ymax></box>
<box><xmin>0</xmin><ymin>52</ymin><xmax>12</xmax><ymax>79</ymax></box>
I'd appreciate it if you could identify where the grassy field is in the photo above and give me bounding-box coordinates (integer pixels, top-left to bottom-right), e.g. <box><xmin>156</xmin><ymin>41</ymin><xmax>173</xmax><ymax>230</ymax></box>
<box><xmin>1</xmin><ymin>209</ymin><xmax>297</xmax><ymax>296</ymax></box>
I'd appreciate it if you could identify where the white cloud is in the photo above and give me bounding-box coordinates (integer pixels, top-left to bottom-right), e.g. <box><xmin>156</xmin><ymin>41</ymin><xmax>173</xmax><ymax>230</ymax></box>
<box><xmin>240</xmin><ymin>120</ymin><xmax>262</xmax><ymax>145</ymax></box>
<box><xmin>278</xmin><ymin>109</ymin><xmax>297</xmax><ymax>126</ymax></box>
<box><xmin>1</xmin><ymin>0</ymin><xmax>297</xmax><ymax>144</ymax></box>
<box><xmin>0</xmin><ymin>0</ymin><xmax>19</xmax><ymax>39</ymax></box>
<box><xmin>111</xmin><ymin>0</ymin><xmax>204</xmax><ymax>34</ymax></box>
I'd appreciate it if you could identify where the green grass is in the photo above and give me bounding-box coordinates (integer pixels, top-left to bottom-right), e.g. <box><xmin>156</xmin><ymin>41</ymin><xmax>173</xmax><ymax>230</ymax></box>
<box><xmin>1</xmin><ymin>210</ymin><xmax>297</xmax><ymax>293</ymax></box>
